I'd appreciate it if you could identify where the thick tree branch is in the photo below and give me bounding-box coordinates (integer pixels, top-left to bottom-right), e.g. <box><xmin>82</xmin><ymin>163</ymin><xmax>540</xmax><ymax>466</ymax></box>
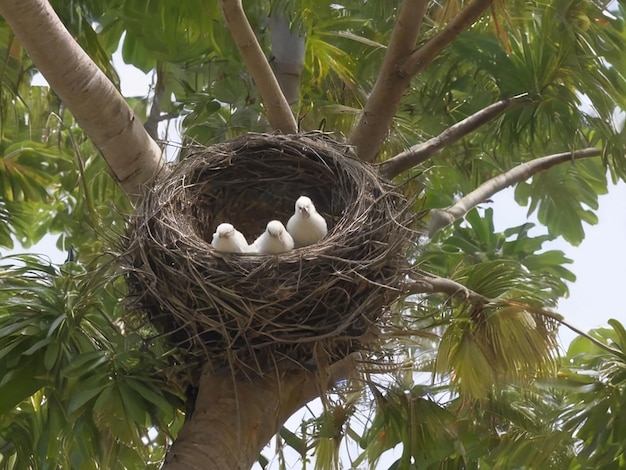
<box><xmin>219</xmin><ymin>0</ymin><xmax>297</xmax><ymax>134</ymax></box>
<box><xmin>349</xmin><ymin>0</ymin><xmax>493</xmax><ymax>163</ymax></box>
<box><xmin>0</xmin><ymin>0</ymin><xmax>164</xmax><ymax>200</ymax></box>
<box><xmin>379</xmin><ymin>94</ymin><xmax>532</xmax><ymax>179</ymax></box>
<box><xmin>427</xmin><ymin>147</ymin><xmax>602</xmax><ymax>238</ymax></box>
<box><xmin>349</xmin><ymin>0</ymin><xmax>428</xmax><ymax>162</ymax></box>
<box><xmin>400</xmin><ymin>0</ymin><xmax>493</xmax><ymax>77</ymax></box>
<box><xmin>162</xmin><ymin>357</ymin><xmax>356</xmax><ymax>470</ymax></box>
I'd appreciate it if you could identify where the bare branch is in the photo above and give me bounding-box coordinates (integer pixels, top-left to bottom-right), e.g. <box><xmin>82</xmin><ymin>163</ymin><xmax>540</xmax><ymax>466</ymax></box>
<box><xmin>144</xmin><ymin>62</ymin><xmax>166</xmax><ymax>142</ymax></box>
<box><xmin>349</xmin><ymin>0</ymin><xmax>429</xmax><ymax>162</ymax></box>
<box><xmin>379</xmin><ymin>94</ymin><xmax>532</xmax><ymax>179</ymax></box>
<box><xmin>349</xmin><ymin>0</ymin><xmax>493</xmax><ymax>163</ymax></box>
<box><xmin>406</xmin><ymin>271</ymin><xmax>482</xmax><ymax>304</ymax></box>
<box><xmin>427</xmin><ymin>147</ymin><xmax>602</xmax><ymax>238</ymax></box>
<box><xmin>219</xmin><ymin>0</ymin><xmax>297</xmax><ymax>134</ymax></box>
<box><xmin>0</xmin><ymin>0</ymin><xmax>164</xmax><ymax>200</ymax></box>
<box><xmin>401</xmin><ymin>0</ymin><xmax>493</xmax><ymax>77</ymax></box>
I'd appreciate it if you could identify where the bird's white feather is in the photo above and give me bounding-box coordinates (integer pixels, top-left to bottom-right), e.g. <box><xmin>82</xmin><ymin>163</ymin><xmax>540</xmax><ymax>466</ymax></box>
<box><xmin>251</xmin><ymin>220</ymin><xmax>294</xmax><ymax>254</ymax></box>
<box><xmin>287</xmin><ymin>196</ymin><xmax>328</xmax><ymax>248</ymax></box>
<box><xmin>211</xmin><ymin>223</ymin><xmax>250</xmax><ymax>253</ymax></box>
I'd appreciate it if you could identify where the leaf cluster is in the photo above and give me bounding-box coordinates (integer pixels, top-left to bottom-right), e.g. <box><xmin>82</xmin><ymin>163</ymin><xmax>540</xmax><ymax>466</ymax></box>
<box><xmin>1</xmin><ymin>0</ymin><xmax>626</xmax><ymax>468</ymax></box>
<box><xmin>0</xmin><ymin>256</ymin><xmax>183</xmax><ymax>468</ymax></box>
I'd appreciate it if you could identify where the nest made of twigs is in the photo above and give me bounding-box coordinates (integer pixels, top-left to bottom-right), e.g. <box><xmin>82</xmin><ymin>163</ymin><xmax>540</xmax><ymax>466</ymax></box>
<box><xmin>123</xmin><ymin>132</ymin><xmax>413</xmax><ymax>376</ymax></box>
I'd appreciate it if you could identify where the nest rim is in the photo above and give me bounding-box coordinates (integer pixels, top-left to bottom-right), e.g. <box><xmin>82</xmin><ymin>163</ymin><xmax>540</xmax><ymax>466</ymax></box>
<box><xmin>123</xmin><ymin>132</ymin><xmax>413</xmax><ymax>377</ymax></box>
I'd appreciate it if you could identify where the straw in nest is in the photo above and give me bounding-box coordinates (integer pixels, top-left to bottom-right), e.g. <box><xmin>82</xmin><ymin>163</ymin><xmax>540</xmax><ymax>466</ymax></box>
<box><xmin>124</xmin><ymin>132</ymin><xmax>413</xmax><ymax>376</ymax></box>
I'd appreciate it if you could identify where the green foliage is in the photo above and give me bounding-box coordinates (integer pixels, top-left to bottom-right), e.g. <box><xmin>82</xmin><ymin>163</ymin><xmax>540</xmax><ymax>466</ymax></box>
<box><xmin>0</xmin><ymin>0</ymin><xmax>625</xmax><ymax>468</ymax></box>
<box><xmin>414</xmin><ymin>0</ymin><xmax>625</xmax><ymax>244</ymax></box>
<box><xmin>0</xmin><ymin>255</ymin><xmax>183</xmax><ymax>468</ymax></box>
<box><xmin>422</xmin><ymin>208</ymin><xmax>575</xmax><ymax>301</ymax></box>
<box><xmin>0</xmin><ymin>18</ymin><xmax>131</xmax><ymax>251</ymax></box>
<box><xmin>358</xmin><ymin>385</ymin><xmax>460</xmax><ymax>468</ymax></box>
<box><xmin>0</xmin><ymin>31</ymin><xmax>64</xmax><ymax>247</ymax></box>
<box><xmin>515</xmin><ymin>157</ymin><xmax>609</xmax><ymax>245</ymax></box>
<box><xmin>318</xmin><ymin>321</ymin><xmax>626</xmax><ymax>470</ymax></box>
<box><xmin>434</xmin><ymin>301</ymin><xmax>558</xmax><ymax>399</ymax></box>
<box><xmin>553</xmin><ymin>320</ymin><xmax>626</xmax><ymax>469</ymax></box>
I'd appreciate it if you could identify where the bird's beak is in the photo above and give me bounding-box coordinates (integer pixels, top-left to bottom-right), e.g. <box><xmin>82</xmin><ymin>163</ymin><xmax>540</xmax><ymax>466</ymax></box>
<box><xmin>299</xmin><ymin>207</ymin><xmax>309</xmax><ymax>217</ymax></box>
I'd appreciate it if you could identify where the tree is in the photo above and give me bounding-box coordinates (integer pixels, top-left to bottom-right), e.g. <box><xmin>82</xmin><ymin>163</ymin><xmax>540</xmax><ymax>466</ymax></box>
<box><xmin>0</xmin><ymin>0</ymin><xmax>625</xmax><ymax>468</ymax></box>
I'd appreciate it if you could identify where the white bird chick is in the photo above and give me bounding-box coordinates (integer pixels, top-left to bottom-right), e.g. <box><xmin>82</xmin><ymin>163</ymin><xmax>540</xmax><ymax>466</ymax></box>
<box><xmin>211</xmin><ymin>223</ymin><xmax>250</xmax><ymax>253</ymax></box>
<box><xmin>287</xmin><ymin>196</ymin><xmax>328</xmax><ymax>248</ymax></box>
<box><xmin>251</xmin><ymin>220</ymin><xmax>294</xmax><ymax>254</ymax></box>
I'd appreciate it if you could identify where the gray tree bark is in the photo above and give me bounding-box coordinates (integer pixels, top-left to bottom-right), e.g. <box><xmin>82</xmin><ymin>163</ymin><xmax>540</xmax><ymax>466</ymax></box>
<box><xmin>162</xmin><ymin>361</ymin><xmax>354</xmax><ymax>470</ymax></box>
<box><xmin>269</xmin><ymin>15</ymin><xmax>305</xmax><ymax>105</ymax></box>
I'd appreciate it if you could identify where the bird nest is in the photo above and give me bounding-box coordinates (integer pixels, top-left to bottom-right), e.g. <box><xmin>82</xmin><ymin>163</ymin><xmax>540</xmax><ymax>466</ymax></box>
<box><xmin>123</xmin><ymin>132</ymin><xmax>413</xmax><ymax>377</ymax></box>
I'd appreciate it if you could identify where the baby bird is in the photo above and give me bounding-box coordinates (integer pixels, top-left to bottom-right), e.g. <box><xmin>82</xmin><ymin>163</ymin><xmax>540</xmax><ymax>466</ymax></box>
<box><xmin>287</xmin><ymin>196</ymin><xmax>328</xmax><ymax>248</ymax></box>
<box><xmin>251</xmin><ymin>220</ymin><xmax>294</xmax><ymax>254</ymax></box>
<box><xmin>211</xmin><ymin>223</ymin><xmax>250</xmax><ymax>253</ymax></box>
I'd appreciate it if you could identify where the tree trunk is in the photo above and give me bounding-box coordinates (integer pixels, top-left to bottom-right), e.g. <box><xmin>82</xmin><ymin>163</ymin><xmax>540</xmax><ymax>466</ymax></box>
<box><xmin>0</xmin><ymin>0</ymin><xmax>163</xmax><ymax>199</ymax></box>
<box><xmin>162</xmin><ymin>365</ymin><xmax>343</xmax><ymax>470</ymax></box>
<box><xmin>219</xmin><ymin>0</ymin><xmax>297</xmax><ymax>133</ymax></box>
<box><xmin>269</xmin><ymin>15</ymin><xmax>305</xmax><ymax>105</ymax></box>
